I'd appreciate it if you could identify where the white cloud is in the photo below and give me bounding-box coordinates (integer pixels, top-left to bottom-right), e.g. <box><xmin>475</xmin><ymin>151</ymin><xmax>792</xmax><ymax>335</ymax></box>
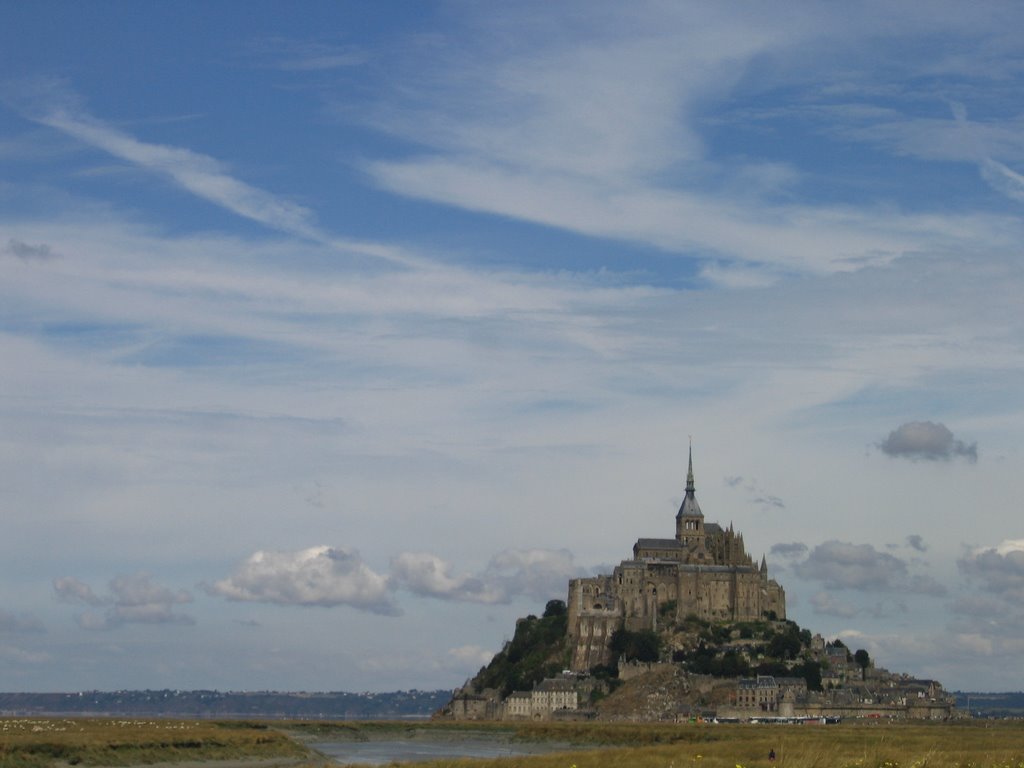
<box><xmin>18</xmin><ymin>85</ymin><xmax>319</xmax><ymax>241</ymax></box>
<box><xmin>208</xmin><ymin>546</ymin><xmax>399</xmax><ymax>615</ymax></box>
<box><xmin>356</xmin><ymin>5</ymin><xmax>1024</xmax><ymax>275</ymax></box>
<box><xmin>54</xmin><ymin>576</ymin><xmax>104</xmax><ymax>606</ymax></box>
<box><xmin>905</xmin><ymin>534</ymin><xmax>927</xmax><ymax>552</ymax></box>
<box><xmin>482</xmin><ymin>548</ymin><xmax>581</xmax><ymax>603</ymax></box>
<box><xmin>250</xmin><ymin>38</ymin><xmax>367</xmax><ymax>72</ymax></box>
<box><xmin>390</xmin><ymin>548</ymin><xmax>580</xmax><ymax>605</ymax></box>
<box><xmin>55</xmin><ymin>573</ymin><xmax>194</xmax><ymax>630</ymax></box>
<box><xmin>771</xmin><ymin>542</ymin><xmax>808</xmax><ymax>559</ymax></box>
<box><xmin>879</xmin><ymin>421</ymin><xmax>977</xmax><ymax>462</ymax></box>
<box><xmin>795</xmin><ymin>541</ymin><xmax>908</xmax><ymax>591</ymax></box>
<box><xmin>5</xmin><ymin>1</ymin><xmax>1024</xmax><ymax>693</ymax></box>
<box><xmin>794</xmin><ymin>541</ymin><xmax>947</xmax><ymax>596</ymax></box>
<box><xmin>959</xmin><ymin>540</ymin><xmax>1024</xmax><ymax>603</ymax></box>
<box><xmin>981</xmin><ymin>158</ymin><xmax>1024</xmax><ymax>204</ymax></box>
<box><xmin>390</xmin><ymin>552</ymin><xmax>503</xmax><ymax>604</ymax></box>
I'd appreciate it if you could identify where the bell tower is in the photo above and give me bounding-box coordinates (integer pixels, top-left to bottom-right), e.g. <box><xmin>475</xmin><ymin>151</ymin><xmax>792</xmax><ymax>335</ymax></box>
<box><xmin>675</xmin><ymin>442</ymin><xmax>706</xmax><ymax>553</ymax></box>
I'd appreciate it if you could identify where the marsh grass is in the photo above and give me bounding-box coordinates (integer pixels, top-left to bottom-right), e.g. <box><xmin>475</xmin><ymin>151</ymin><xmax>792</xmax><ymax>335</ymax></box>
<box><xmin>311</xmin><ymin>721</ymin><xmax>1024</xmax><ymax>768</ymax></box>
<box><xmin>5</xmin><ymin>718</ymin><xmax>1024</xmax><ymax>768</ymax></box>
<box><xmin>0</xmin><ymin>718</ymin><xmax>309</xmax><ymax>768</ymax></box>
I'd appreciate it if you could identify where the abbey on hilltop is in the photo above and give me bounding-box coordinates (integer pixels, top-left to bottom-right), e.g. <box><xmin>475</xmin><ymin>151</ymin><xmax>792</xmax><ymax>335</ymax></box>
<box><xmin>567</xmin><ymin>448</ymin><xmax>786</xmax><ymax>671</ymax></box>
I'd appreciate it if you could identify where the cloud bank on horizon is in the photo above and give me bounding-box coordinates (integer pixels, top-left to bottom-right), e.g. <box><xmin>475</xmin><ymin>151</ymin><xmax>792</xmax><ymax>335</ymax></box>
<box><xmin>1</xmin><ymin>0</ymin><xmax>1024</xmax><ymax>693</ymax></box>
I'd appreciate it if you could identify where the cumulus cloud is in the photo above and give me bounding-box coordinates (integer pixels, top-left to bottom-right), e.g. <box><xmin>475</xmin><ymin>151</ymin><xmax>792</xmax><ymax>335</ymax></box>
<box><xmin>53</xmin><ymin>576</ymin><xmax>104</xmax><ymax>606</ymax></box>
<box><xmin>0</xmin><ymin>610</ymin><xmax>46</xmax><ymax>634</ymax></box>
<box><xmin>55</xmin><ymin>573</ymin><xmax>194</xmax><ymax>630</ymax></box>
<box><xmin>208</xmin><ymin>546</ymin><xmax>399</xmax><ymax>615</ymax></box>
<box><xmin>958</xmin><ymin>539</ymin><xmax>1024</xmax><ymax>603</ymax></box>
<box><xmin>4</xmin><ymin>238</ymin><xmax>57</xmax><ymax>261</ymax></box>
<box><xmin>208</xmin><ymin>545</ymin><xmax>580</xmax><ymax>616</ymax></box>
<box><xmin>391</xmin><ymin>548</ymin><xmax>580</xmax><ymax>605</ymax></box>
<box><xmin>906</xmin><ymin>534</ymin><xmax>927</xmax><ymax>552</ymax></box>
<box><xmin>878</xmin><ymin>421</ymin><xmax>977</xmax><ymax>462</ymax></box>
<box><xmin>389</xmin><ymin>552</ymin><xmax>502</xmax><ymax>604</ymax></box>
<box><xmin>482</xmin><ymin>548</ymin><xmax>580</xmax><ymax>603</ymax></box>
<box><xmin>793</xmin><ymin>540</ymin><xmax>947</xmax><ymax>596</ymax></box>
<box><xmin>771</xmin><ymin>542</ymin><xmax>808</xmax><ymax>559</ymax></box>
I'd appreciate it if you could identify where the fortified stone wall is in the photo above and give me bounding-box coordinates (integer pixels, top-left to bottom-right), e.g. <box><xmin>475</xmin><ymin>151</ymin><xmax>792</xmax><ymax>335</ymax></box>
<box><xmin>567</xmin><ymin>451</ymin><xmax>786</xmax><ymax>672</ymax></box>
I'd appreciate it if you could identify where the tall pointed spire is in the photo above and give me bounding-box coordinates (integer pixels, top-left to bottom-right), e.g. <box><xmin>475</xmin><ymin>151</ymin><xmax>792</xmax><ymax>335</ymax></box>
<box><xmin>686</xmin><ymin>438</ymin><xmax>695</xmax><ymax>493</ymax></box>
<box><xmin>676</xmin><ymin>439</ymin><xmax>705</xmax><ymax>547</ymax></box>
<box><xmin>676</xmin><ymin>439</ymin><xmax>703</xmax><ymax>521</ymax></box>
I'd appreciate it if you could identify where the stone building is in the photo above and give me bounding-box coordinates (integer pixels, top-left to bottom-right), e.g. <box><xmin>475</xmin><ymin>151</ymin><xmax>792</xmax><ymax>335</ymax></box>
<box><xmin>567</xmin><ymin>449</ymin><xmax>786</xmax><ymax>671</ymax></box>
<box><xmin>736</xmin><ymin>675</ymin><xmax>780</xmax><ymax>712</ymax></box>
<box><xmin>503</xmin><ymin>677</ymin><xmax>579</xmax><ymax>720</ymax></box>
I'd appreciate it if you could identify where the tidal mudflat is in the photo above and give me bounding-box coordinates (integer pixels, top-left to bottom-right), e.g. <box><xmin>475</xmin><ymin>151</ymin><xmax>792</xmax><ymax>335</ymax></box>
<box><xmin>309</xmin><ymin>731</ymin><xmax>581</xmax><ymax>765</ymax></box>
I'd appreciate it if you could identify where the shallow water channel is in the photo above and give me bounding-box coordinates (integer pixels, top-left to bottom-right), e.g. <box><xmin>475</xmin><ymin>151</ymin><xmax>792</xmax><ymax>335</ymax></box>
<box><xmin>310</xmin><ymin>731</ymin><xmax>582</xmax><ymax>765</ymax></box>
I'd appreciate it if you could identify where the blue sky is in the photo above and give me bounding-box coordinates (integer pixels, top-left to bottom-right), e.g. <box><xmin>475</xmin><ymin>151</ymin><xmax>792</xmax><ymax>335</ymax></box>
<box><xmin>2</xmin><ymin>1</ymin><xmax>1024</xmax><ymax>693</ymax></box>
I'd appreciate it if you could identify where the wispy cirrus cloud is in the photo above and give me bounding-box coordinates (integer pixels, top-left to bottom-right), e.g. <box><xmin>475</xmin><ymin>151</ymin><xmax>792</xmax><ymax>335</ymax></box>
<box><xmin>4</xmin><ymin>79</ymin><xmax>421</xmax><ymax>269</ymax></box>
<box><xmin>249</xmin><ymin>38</ymin><xmax>368</xmax><ymax>71</ymax></box>
<box><xmin>356</xmin><ymin>6</ymin><xmax>1024</xmax><ymax>276</ymax></box>
<box><xmin>34</xmin><ymin>104</ymin><xmax>320</xmax><ymax>239</ymax></box>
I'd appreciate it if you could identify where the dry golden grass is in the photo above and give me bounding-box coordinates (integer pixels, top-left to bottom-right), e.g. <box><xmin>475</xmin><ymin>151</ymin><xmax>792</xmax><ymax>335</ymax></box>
<box><xmin>4</xmin><ymin>717</ymin><xmax>1024</xmax><ymax>768</ymax></box>
<box><xmin>0</xmin><ymin>718</ymin><xmax>309</xmax><ymax>768</ymax></box>
<box><xmin>322</xmin><ymin>720</ymin><xmax>1024</xmax><ymax>768</ymax></box>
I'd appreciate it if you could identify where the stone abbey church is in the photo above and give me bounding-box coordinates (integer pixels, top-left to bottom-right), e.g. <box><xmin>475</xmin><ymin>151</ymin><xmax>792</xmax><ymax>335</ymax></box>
<box><xmin>567</xmin><ymin>450</ymin><xmax>786</xmax><ymax>671</ymax></box>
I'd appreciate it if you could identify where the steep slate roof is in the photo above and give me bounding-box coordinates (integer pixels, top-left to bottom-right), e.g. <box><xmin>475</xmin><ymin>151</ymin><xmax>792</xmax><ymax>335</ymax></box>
<box><xmin>635</xmin><ymin>537</ymin><xmax>683</xmax><ymax>550</ymax></box>
<box><xmin>676</xmin><ymin>444</ymin><xmax>703</xmax><ymax>519</ymax></box>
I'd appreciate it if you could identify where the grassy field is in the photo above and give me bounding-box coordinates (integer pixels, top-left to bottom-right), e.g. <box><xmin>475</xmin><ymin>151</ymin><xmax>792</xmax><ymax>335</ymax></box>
<box><xmin>293</xmin><ymin>719</ymin><xmax>1024</xmax><ymax>768</ymax></box>
<box><xmin>425</xmin><ymin>720</ymin><xmax>1024</xmax><ymax>768</ymax></box>
<box><xmin>3</xmin><ymin>718</ymin><xmax>1024</xmax><ymax>768</ymax></box>
<box><xmin>0</xmin><ymin>718</ymin><xmax>310</xmax><ymax>768</ymax></box>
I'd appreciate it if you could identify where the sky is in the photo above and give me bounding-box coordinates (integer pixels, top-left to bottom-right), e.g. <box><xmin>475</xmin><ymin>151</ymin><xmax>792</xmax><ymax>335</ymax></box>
<box><xmin>2</xmin><ymin>1</ymin><xmax>1024</xmax><ymax>694</ymax></box>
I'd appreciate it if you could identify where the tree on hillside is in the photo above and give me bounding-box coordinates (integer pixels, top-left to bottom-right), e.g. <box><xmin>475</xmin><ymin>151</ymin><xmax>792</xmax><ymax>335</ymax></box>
<box><xmin>472</xmin><ymin>608</ymin><xmax>568</xmax><ymax>696</ymax></box>
<box><xmin>544</xmin><ymin>599</ymin><xmax>566</xmax><ymax>618</ymax></box>
<box><xmin>796</xmin><ymin>660</ymin><xmax>823</xmax><ymax>691</ymax></box>
<box><xmin>767</xmin><ymin>624</ymin><xmax>802</xmax><ymax>660</ymax></box>
<box><xmin>854</xmin><ymin>648</ymin><xmax>871</xmax><ymax>680</ymax></box>
<box><xmin>609</xmin><ymin>628</ymin><xmax>661</xmax><ymax>663</ymax></box>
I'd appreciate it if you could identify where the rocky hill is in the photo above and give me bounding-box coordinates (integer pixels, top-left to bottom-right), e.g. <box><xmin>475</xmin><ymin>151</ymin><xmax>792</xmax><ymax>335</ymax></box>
<box><xmin>443</xmin><ymin>597</ymin><xmax>956</xmax><ymax>721</ymax></box>
<box><xmin>466</xmin><ymin>599</ymin><xmax>571</xmax><ymax>697</ymax></box>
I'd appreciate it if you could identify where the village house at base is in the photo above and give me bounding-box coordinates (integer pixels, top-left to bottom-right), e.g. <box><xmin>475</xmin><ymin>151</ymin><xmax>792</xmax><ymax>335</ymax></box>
<box><xmin>567</xmin><ymin>448</ymin><xmax>786</xmax><ymax>671</ymax></box>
